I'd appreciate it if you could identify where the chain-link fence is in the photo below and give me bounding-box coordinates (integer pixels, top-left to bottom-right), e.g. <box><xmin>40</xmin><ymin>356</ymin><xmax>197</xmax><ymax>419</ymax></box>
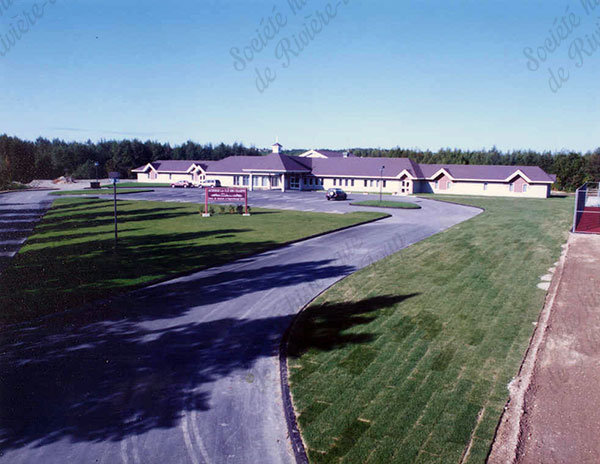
<box><xmin>573</xmin><ymin>182</ymin><xmax>600</xmax><ymax>234</ymax></box>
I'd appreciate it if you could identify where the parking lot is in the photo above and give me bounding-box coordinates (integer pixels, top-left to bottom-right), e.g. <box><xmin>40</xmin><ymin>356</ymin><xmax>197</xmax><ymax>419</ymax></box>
<box><xmin>116</xmin><ymin>188</ymin><xmax>423</xmax><ymax>214</ymax></box>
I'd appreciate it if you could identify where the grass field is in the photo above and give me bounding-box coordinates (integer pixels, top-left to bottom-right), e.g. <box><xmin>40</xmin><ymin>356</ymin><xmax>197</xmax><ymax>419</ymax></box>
<box><xmin>50</xmin><ymin>189</ymin><xmax>154</xmax><ymax>196</ymax></box>
<box><xmin>350</xmin><ymin>200</ymin><xmax>421</xmax><ymax>209</ymax></box>
<box><xmin>287</xmin><ymin>195</ymin><xmax>572</xmax><ymax>464</ymax></box>
<box><xmin>0</xmin><ymin>198</ymin><xmax>385</xmax><ymax>323</ymax></box>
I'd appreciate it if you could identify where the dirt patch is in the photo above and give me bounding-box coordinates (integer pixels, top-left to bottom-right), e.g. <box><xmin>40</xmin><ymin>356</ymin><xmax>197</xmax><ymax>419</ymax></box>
<box><xmin>488</xmin><ymin>233</ymin><xmax>600</xmax><ymax>463</ymax></box>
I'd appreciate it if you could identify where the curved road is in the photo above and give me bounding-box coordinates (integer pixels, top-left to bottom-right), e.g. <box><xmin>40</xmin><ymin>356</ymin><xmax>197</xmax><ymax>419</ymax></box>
<box><xmin>0</xmin><ymin>190</ymin><xmax>480</xmax><ymax>464</ymax></box>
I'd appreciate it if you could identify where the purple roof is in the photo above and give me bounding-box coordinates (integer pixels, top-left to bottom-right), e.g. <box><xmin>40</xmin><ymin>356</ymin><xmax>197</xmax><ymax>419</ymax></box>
<box><xmin>132</xmin><ymin>155</ymin><xmax>555</xmax><ymax>184</ymax></box>
<box><xmin>417</xmin><ymin>164</ymin><xmax>555</xmax><ymax>182</ymax></box>
<box><xmin>132</xmin><ymin>160</ymin><xmax>213</xmax><ymax>173</ymax></box>
<box><xmin>208</xmin><ymin>153</ymin><xmax>310</xmax><ymax>174</ymax></box>
<box><xmin>310</xmin><ymin>157</ymin><xmax>420</xmax><ymax>178</ymax></box>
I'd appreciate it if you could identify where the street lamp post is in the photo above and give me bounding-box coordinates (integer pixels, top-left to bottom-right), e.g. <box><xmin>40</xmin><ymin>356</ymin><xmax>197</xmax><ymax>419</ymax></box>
<box><xmin>379</xmin><ymin>165</ymin><xmax>385</xmax><ymax>203</ymax></box>
<box><xmin>94</xmin><ymin>162</ymin><xmax>99</xmax><ymax>182</ymax></box>
<box><xmin>109</xmin><ymin>172</ymin><xmax>120</xmax><ymax>250</ymax></box>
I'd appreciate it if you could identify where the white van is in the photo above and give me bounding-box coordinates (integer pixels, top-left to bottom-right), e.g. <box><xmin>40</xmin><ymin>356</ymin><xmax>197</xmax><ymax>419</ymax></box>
<box><xmin>199</xmin><ymin>179</ymin><xmax>221</xmax><ymax>188</ymax></box>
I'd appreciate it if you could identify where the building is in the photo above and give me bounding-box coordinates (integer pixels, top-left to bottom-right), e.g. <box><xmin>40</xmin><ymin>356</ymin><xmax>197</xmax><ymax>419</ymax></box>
<box><xmin>133</xmin><ymin>142</ymin><xmax>556</xmax><ymax>198</ymax></box>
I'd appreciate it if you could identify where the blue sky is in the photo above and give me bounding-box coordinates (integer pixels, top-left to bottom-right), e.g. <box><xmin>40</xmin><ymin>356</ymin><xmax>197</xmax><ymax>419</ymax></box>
<box><xmin>1</xmin><ymin>0</ymin><xmax>598</xmax><ymax>151</ymax></box>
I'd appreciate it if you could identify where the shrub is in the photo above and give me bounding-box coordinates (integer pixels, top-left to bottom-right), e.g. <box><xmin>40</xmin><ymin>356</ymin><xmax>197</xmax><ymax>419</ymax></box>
<box><xmin>228</xmin><ymin>204</ymin><xmax>236</xmax><ymax>214</ymax></box>
<box><xmin>218</xmin><ymin>205</ymin><xmax>226</xmax><ymax>214</ymax></box>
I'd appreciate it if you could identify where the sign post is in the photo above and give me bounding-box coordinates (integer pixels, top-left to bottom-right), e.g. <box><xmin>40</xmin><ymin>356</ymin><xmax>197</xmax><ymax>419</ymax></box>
<box><xmin>203</xmin><ymin>188</ymin><xmax>210</xmax><ymax>217</ymax></box>
<box><xmin>109</xmin><ymin>171</ymin><xmax>120</xmax><ymax>249</ymax></box>
<box><xmin>203</xmin><ymin>187</ymin><xmax>250</xmax><ymax>216</ymax></box>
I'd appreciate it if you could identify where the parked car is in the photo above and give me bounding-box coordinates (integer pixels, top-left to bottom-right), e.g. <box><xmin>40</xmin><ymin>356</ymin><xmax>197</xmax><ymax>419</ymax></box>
<box><xmin>326</xmin><ymin>188</ymin><xmax>347</xmax><ymax>201</ymax></box>
<box><xmin>171</xmin><ymin>180</ymin><xmax>193</xmax><ymax>188</ymax></box>
<box><xmin>200</xmin><ymin>179</ymin><xmax>221</xmax><ymax>188</ymax></box>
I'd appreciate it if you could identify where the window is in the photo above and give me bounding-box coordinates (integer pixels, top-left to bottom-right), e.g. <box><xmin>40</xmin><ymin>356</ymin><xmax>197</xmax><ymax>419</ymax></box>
<box><xmin>523</xmin><ymin>184</ymin><xmax>528</xmax><ymax>193</ymax></box>
<box><xmin>243</xmin><ymin>176</ymin><xmax>249</xmax><ymax>186</ymax></box>
<box><xmin>483</xmin><ymin>183</ymin><xmax>488</xmax><ymax>191</ymax></box>
<box><xmin>272</xmin><ymin>176</ymin><xmax>279</xmax><ymax>187</ymax></box>
<box><xmin>333</xmin><ymin>178</ymin><xmax>337</xmax><ymax>186</ymax></box>
<box><xmin>447</xmin><ymin>181</ymin><xmax>451</xmax><ymax>189</ymax></box>
<box><xmin>364</xmin><ymin>179</ymin><xmax>368</xmax><ymax>187</ymax></box>
<box><xmin>383</xmin><ymin>180</ymin><xmax>386</xmax><ymax>188</ymax></box>
<box><xmin>435</xmin><ymin>181</ymin><xmax>439</xmax><ymax>189</ymax></box>
<box><xmin>169</xmin><ymin>174</ymin><xmax>172</xmax><ymax>180</ymax></box>
<box><xmin>351</xmin><ymin>179</ymin><xmax>354</xmax><ymax>187</ymax></box>
<box><xmin>262</xmin><ymin>177</ymin><xmax>268</xmax><ymax>187</ymax></box>
<box><xmin>509</xmin><ymin>183</ymin><xmax>514</xmax><ymax>192</ymax></box>
<box><xmin>345</xmin><ymin>179</ymin><xmax>349</xmax><ymax>187</ymax></box>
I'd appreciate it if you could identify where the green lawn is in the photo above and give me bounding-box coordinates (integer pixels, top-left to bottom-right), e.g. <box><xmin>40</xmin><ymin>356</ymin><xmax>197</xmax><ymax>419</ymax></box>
<box><xmin>350</xmin><ymin>200</ymin><xmax>421</xmax><ymax>209</ymax></box>
<box><xmin>0</xmin><ymin>198</ymin><xmax>385</xmax><ymax>323</ymax></box>
<box><xmin>287</xmin><ymin>195</ymin><xmax>572</xmax><ymax>464</ymax></box>
<box><xmin>50</xmin><ymin>189</ymin><xmax>154</xmax><ymax>196</ymax></box>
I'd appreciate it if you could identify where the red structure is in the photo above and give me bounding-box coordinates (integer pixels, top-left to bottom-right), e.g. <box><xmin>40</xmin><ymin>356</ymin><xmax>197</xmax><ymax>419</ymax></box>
<box><xmin>575</xmin><ymin>207</ymin><xmax>600</xmax><ymax>233</ymax></box>
<box><xmin>204</xmin><ymin>187</ymin><xmax>249</xmax><ymax>215</ymax></box>
<box><xmin>573</xmin><ymin>183</ymin><xmax>600</xmax><ymax>234</ymax></box>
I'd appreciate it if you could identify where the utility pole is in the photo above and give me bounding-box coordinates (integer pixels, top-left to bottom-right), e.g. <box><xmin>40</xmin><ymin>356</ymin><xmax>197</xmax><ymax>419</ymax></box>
<box><xmin>379</xmin><ymin>165</ymin><xmax>385</xmax><ymax>203</ymax></box>
<box><xmin>109</xmin><ymin>172</ymin><xmax>120</xmax><ymax>250</ymax></box>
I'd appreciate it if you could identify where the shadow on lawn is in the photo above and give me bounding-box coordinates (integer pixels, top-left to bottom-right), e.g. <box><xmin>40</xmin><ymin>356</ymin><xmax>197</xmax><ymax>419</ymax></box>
<box><xmin>37</xmin><ymin>208</ymin><xmax>193</xmax><ymax>232</ymax></box>
<box><xmin>287</xmin><ymin>294</ymin><xmax>419</xmax><ymax>357</ymax></box>
<box><xmin>0</xmin><ymin>230</ymin><xmax>261</xmax><ymax>320</ymax></box>
<box><xmin>0</xmin><ymin>258</ymin><xmax>391</xmax><ymax>451</ymax></box>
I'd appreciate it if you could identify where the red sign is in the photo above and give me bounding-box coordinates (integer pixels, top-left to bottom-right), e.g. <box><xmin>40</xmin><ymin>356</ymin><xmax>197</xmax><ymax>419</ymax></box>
<box><xmin>204</xmin><ymin>187</ymin><xmax>249</xmax><ymax>215</ymax></box>
<box><xmin>206</xmin><ymin>187</ymin><xmax>247</xmax><ymax>201</ymax></box>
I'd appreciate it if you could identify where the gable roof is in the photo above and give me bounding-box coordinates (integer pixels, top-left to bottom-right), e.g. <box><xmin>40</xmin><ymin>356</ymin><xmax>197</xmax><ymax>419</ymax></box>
<box><xmin>309</xmin><ymin>157</ymin><xmax>422</xmax><ymax>178</ymax></box>
<box><xmin>417</xmin><ymin>164</ymin><xmax>555</xmax><ymax>183</ymax></box>
<box><xmin>207</xmin><ymin>153</ymin><xmax>311</xmax><ymax>174</ymax></box>
<box><xmin>299</xmin><ymin>149</ymin><xmax>355</xmax><ymax>159</ymax></box>
<box><xmin>132</xmin><ymin>156</ymin><xmax>556</xmax><ymax>184</ymax></box>
<box><xmin>132</xmin><ymin>160</ymin><xmax>212</xmax><ymax>173</ymax></box>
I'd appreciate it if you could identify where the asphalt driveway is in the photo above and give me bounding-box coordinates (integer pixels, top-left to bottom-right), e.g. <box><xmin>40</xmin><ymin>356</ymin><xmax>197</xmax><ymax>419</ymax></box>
<box><xmin>0</xmin><ymin>191</ymin><xmax>53</xmax><ymax>274</ymax></box>
<box><xmin>0</xmin><ymin>190</ymin><xmax>481</xmax><ymax>464</ymax></box>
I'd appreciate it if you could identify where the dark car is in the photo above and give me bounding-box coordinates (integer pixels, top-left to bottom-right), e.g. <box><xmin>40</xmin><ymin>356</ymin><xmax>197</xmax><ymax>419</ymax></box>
<box><xmin>326</xmin><ymin>188</ymin><xmax>347</xmax><ymax>201</ymax></box>
<box><xmin>171</xmin><ymin>180</ymin><xmax>193</xmax><ymax>188</ymax></box>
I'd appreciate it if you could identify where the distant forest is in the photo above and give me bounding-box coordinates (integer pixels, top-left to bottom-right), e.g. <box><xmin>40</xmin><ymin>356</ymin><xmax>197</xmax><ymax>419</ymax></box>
<box><xmin>1</xmin><ymin>134</ymin><xmax>599</xmax><ymax>192</ymax></box>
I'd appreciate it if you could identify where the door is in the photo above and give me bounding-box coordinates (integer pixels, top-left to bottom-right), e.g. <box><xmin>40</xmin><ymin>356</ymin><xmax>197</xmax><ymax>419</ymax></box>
<box><xmin>290</xmin><ymin>176</ymin><xmax>300</xmax><ymax>190</ymax></box>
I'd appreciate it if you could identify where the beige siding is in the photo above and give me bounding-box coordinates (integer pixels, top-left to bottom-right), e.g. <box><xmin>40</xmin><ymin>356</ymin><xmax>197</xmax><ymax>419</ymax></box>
<box><xmin>137</xmin><ymin>169</ymin><xmax>550</xmax><ymax>199</ymax></box>
<box><xmin>136</xmin><ymin>172</ymin><xmax>199</xmax><ymax>183</ymax></box>
<box><xmin>321</xmin><ymin>177</ymin><xmax>404</xmax><ymax>194</ymax></box>
<box><xmin>423</xmin><ymin>180</ymin><xmax>549</xmax><ymax>198</ymax></box>
<box><xmin>207</xmin><ymin>173</ymin><xmax>283</xmax><ymax>190</ymax></box>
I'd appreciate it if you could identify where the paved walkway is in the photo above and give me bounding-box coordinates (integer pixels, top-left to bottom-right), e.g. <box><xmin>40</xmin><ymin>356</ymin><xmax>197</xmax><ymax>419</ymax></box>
<box><xmin>0</xmin><ymin>191</ymin><xmax>53</xmax><ymax>273</ymax></box>
<box><xmin>516</xmin><ymin>233</ymin><xmax>600</xmax><ymax>464</ymax></box>
<box><xmin>0</xmin><ymin>192</ymin><xmax>480</xmax><ymax>464</ymax></box>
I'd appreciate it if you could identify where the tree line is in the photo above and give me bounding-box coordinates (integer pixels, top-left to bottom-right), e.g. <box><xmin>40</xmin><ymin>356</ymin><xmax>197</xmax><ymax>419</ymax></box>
<box><xmin>0</xmin><ymin>135</ymin><xmax>261</xmax><ymax>187</ymax></box>
<box><xmin>1</xmin><ymin>134</ymin><xmax>598</xmax><ymax>191</ymax></box>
